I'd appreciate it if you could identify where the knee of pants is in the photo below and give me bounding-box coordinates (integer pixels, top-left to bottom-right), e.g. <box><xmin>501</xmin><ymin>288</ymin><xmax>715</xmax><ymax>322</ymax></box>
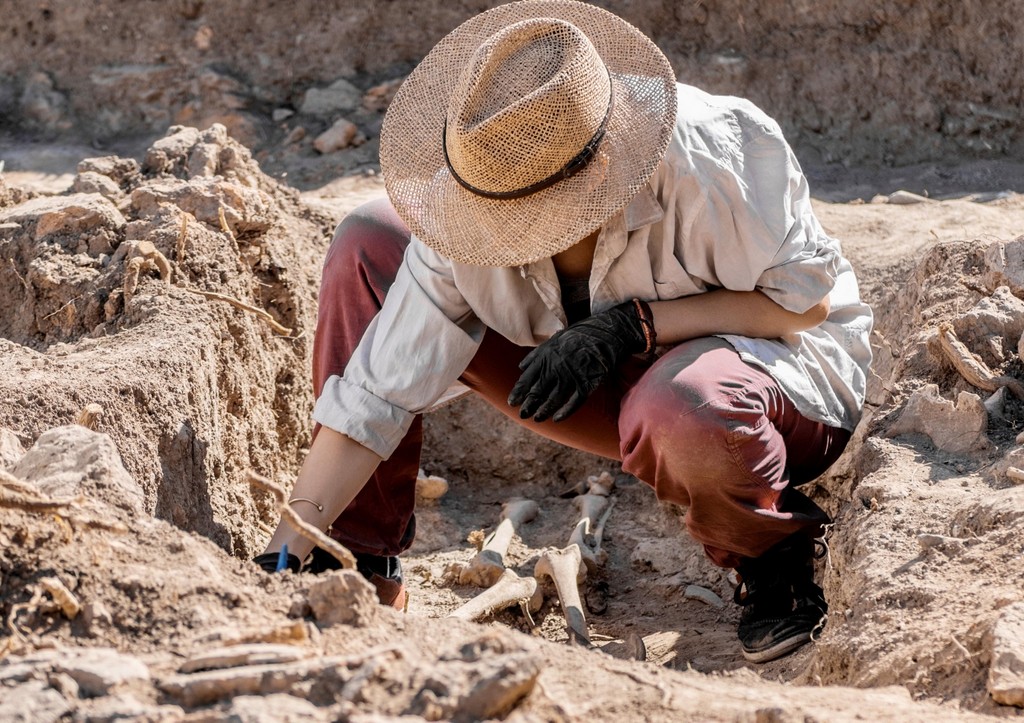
<box><xmin>619</xmin><ymin>372</ymin><xmax>738</xmax><ymax>468</ymax></box>
<box><xmin>324</xmin><ymin>198</ymin><xmax>410</xmax><ymax>286</ymax></box>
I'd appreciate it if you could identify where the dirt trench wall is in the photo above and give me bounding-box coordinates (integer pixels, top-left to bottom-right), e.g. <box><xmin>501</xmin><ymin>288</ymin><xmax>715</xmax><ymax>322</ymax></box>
<box><xmin>1</xmin><ymin>0</ymin><xmax>1023</xmax><ymax>165</ymax></box>
<box><xmin>0</xmin><ymin>125</ymin><xmax>334</xmax><ymax>557</ymax></box>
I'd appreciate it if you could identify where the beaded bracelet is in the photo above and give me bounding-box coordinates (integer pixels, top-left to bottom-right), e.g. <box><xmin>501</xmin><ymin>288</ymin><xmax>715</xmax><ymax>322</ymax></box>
<box><xmin>632</xmin><ymin>298</ymin><xmax>657</xmax><ymax>357</ymax></box>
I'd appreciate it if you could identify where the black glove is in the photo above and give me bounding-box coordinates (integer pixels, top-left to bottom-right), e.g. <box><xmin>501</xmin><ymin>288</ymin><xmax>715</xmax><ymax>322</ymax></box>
<box><xmin>508</xmin><ymin>300</ymin><xmax>653</xmax><ymax>422</ymax></box>
<box><xmin>253</xmin><ymin>550</ymin><xmax>301</xmax><ymax>573</ymax></box>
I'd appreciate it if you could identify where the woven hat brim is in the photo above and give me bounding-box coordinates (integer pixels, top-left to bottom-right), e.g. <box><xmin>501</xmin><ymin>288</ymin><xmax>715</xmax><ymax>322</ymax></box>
<box><xmin>380</xmin><ymin>0</ymin><xmax>677</xmax><ymax>267</ymax></box>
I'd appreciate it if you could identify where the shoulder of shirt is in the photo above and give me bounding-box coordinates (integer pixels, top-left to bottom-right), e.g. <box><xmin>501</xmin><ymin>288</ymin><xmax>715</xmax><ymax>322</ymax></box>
<box><xmin>670</xmin><ymin>83</ymin><xmax>785</xmax><ymax>157</ymax></box>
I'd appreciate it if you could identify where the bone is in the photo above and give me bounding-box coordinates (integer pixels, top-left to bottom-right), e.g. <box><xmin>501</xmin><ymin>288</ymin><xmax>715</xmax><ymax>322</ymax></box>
<box><xmin>448</xmin><ymin>569</ymin><xmax>542</xmax><ymax>622</ymax></box>
<box><xmin>586</xmin><ymin>471</ymin><xmax>615</xmax><ymax>497</ymax></box>
<box><xmin>684</xmin><ymin>584</ymin><xmax>725</xmax><ymax>609</ymax></box>
<box><xmin>569</xmin><ymin>493</ymin><xmax>610</xmax><ymax>573</ymax></box>
<box><xmin>534</xmin><ymin>545</ymin><xmax>589</xmax><ymax>645</ymax></box>
<box><xmin>457</xmin><ymin>498</ymin><xmax>539</xmax><ymax>587</ymax></box>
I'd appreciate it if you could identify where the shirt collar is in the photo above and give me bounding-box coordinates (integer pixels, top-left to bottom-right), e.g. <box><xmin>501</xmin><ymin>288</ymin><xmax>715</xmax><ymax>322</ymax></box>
<box><xmin>624</xmin><ymin>183</ymin><xmax>664</xmax><ymax>231</ymax></box>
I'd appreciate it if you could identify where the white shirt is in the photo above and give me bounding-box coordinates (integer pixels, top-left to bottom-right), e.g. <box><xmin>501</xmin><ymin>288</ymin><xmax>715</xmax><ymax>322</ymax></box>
<box><xmin>314</xmin><ymin>83</ymin><xmax>873</xmax><ymax>459</ymax></box>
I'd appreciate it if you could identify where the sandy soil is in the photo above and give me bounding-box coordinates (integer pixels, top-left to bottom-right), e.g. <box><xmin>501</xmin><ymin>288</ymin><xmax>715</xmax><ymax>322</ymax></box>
<box><xmin>2</xmin><ymin>120</ymin><xmax>1024</xmax><ymax>721</ymax></box>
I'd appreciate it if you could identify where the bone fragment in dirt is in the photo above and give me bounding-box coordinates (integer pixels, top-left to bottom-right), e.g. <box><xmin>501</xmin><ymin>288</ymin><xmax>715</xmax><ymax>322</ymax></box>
<box><xmin>39</xmin><ymin>576</ymin><xmax>81</xmax><ymax>620</ymax></box>
<box><xmin>569</xmin><ymin>493</ymin><xmax>611</xmax><ymax>573</ymax></box>
<box><xmin>160</xmin><ymin>654</ymin><xmax>350</xmax><ymax>707</ymax></box>
<box><xmin>938</xmin><ymin>323</ymin><xmax>1024</xmax><ymax>399</ymax></box>
<box><xmin>1006</xmin><ymin>467</ymin><xmax>1024</xmax><ymax>484</ymax></box>
<box><xmin>179</xmin><ymin>644</ymin><xmax>310</xmax><ymax>673</ymax></box>
<box><xmin>448</xmin><ymin>569</ymin><xmax>542</xmax><ymax>622</ymax></box>
<box><xmin>534</xmin><ymin>544</ymin><xmax>589</xmax><ymax>646</ymax></box>
<box><xmin>247</xmin><ymin>470</ymin><xmax>356</xmax><ymax>570</ymax></box>
<box><xmin>75</xmin><ymin>403</ymin><xmax>104</xmax><ymax>431</ymax></box>
<box><xmin>586</xmin><ymin>471</ymin><xmax>615</xmax><ymax>497</ymax></box>
<box><xmin>456</xmin><ymin>498</ymin><xmax>539</xmax><ymax>587</ymax></box>
<box><xmin>416</xmin><ymin>470</ymin><xmax>449</xmax><ymax>500</ymax></box>
<box><xmin>684</xmin><ymin>584</ymin><xmax>725</xmax><ymax>609</ymax></box>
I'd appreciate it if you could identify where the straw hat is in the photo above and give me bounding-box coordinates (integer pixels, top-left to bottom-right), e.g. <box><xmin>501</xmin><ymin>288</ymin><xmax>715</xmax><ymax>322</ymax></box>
<box><xmin>380</xmin><ymin>0</ymin><xmax>677</xmax><ymax>267</ymax></box>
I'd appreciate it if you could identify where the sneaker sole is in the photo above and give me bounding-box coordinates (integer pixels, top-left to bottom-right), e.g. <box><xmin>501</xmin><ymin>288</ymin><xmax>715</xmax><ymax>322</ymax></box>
<box><xmin>741</xmin><ymin>631</ymin><xmax>813</xmax><ymax>663</ymax></box>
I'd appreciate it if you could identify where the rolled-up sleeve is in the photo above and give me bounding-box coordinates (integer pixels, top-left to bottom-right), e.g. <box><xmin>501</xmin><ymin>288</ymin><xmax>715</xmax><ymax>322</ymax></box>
<box><xmin>313</xmin><ymin>239</ymin><xmax>485</xmax><ymax>459</ymax></box>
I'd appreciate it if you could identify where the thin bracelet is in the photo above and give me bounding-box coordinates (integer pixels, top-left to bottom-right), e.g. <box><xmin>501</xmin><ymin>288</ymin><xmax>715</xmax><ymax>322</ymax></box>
<box><xmin>632</xmin><ymin>298</ymin><xmax>657</xmax><ymax>356</ymax></box>
<box><xmin>288</xmin><ymin>497</ymin><xmax>324</xmax><ymax>512</ymax></box>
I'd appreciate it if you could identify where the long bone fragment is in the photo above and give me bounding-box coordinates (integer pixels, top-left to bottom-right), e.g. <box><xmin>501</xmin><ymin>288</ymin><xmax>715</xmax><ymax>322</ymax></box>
<box><xmin>457</xmin><ymin>498</ymin><xmax>539</xmax><ymax>587</ymax></box>
<box><xmin>534</xmin><ymin>544</ymin><xmax>589</xmax><ymax>645</ymax></box>
<box><xmin>448</xmin><ymin>569</ymin><xmax>542</xmax><ymax>622</ymax></box>
<box><xmin>569</xmin><ymin>493</ymin><xmax>610</xmax><ymax>573</ymax></box>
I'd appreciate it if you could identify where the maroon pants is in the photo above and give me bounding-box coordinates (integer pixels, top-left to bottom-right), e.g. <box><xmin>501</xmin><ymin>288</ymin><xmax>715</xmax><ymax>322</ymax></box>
<box><xmin>313</xmin><ymin>199</ymin><xmax>850</xmax><ymax>568</ymax></box>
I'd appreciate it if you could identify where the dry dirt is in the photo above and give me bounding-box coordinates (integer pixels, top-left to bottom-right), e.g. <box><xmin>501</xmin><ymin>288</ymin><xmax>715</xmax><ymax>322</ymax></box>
<box><xmin>2</xmin><ymin>1</ymin><xmax>1024</xmax><ymax>720</ymax></box>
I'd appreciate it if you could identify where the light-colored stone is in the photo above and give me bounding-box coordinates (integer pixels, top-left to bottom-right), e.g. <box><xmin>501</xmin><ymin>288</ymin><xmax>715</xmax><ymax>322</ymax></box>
<box><xmin>226</xmin><ymin>694</ymin><xmax>325</xmax><ymax>722</ymax></box>
<box><xmin>306</xmin><ymin>571</ymin><xmax>378</xmax><ymax>627</ymax></box>
<box><xmin>0</xmin><ymin>193</ymin><xmax>126</xmax><ymax>240</ymax></box>
<box><xmin>989</xmin><ymin>602</ymin><xmax>1024</xmax><ymax>707</ymax></box>
<box><xmin>0</xmin><ymin>427</ymin><xmax>26</xmax><ymax>469</ymax></box>
<box><xmin>984</xmin><ymin>237</ymin><xmax>1024</xmax><ymax>297</ymax></box>
<box><xmin>54</xmin><ymin>647</ymin><xmax>150</xmax><ymax>697</ymax></box>
<box><xmin>73</xmin><ymin>171</ymin><xmax>124</xmax><ymax>201</ymax></box>
<box><xmin>0</xmin><ymin>680</ymin><xmax>72</xmax><ymax>722</ymax></box>
<box><xmin>272</xmin><ymin>108</ymin><xmax>295</xmax><ymax>122</ymax></box>
<box><xmin>300</xmin><ymin>78</ymin><xmax>362</xmax><ymax>117</ymax></box>
<box><xmin>313</xmin><ymin>118</ymin><xmax>359</xmax><ymax>154</ymax></box>
<box><xmin>361</xmin><ymin>78</ymin><xmax>403</xmax><ymax>112</ymax></box>
<box><xmin>886</xmin><ymin>385</ymin><xmax>988</xmax><ymax>453</ymax></box>
<box><xmin>11</xmin><ymin>425</ymin><xmax>146</xmax><ymax>514</ymax></box>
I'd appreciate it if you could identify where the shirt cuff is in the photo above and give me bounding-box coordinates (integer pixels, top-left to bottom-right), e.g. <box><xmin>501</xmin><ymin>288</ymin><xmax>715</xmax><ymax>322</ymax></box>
<box><xmin>312</xmin><ymin>375</ymin><xmax>415</xmax><ymax>460</ymax></box>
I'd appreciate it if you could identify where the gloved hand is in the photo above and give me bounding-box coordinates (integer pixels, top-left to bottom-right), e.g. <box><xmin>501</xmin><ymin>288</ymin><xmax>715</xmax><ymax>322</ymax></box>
<box><xmin>508</xmin><ymin>300</ymin><xmax>653</xmax><ymax>422</ymax></box>
<box><xmin>253</xmin><ymin>550</ymin><xmax>301</xmax><ymax>573</ymax></box>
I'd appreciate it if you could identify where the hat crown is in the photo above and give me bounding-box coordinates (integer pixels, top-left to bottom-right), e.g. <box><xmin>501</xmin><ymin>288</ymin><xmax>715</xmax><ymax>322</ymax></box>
<box><xmin>444</xmin><ymin>18</ymin><xmax>612</xmax><ymax>196</ymax></box>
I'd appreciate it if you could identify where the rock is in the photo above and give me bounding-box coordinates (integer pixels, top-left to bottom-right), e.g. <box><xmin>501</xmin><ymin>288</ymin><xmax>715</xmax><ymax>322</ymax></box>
<box><xmin>0</xmin><ymin>427</ymin><xmax>26</xmax><ymax>469</ymax></box>
<box><xmin>272</xmin><ymin>108</ymin><xmax>295</xmax><ymax>122</ymax></box>
<box><xmin>11</xmin><ymin>425</ymin><xmax>146</xmax><ymax>515</ymax></box>
<box><xmin>300</xmin><ymin>78</ymin><xmax>362</xmax><ymax>117</ymax></box>
<box><xmin>306</xmin><ymin>571</ymin><xmax>379</xmax><ymax>627</ymax></box>
<box><xmin>284</xmin><ymin>126</ymin><xmax>307</xmax><ymax>145</ymax></box>
<box><xmin>984</xmin><ymin>237</ymin><xmax>1024</xmax><ymax>297</ymax></box>
<box><xmin>988</xmin><ymin>603</ymin><xmax>1024</xmax><ymax>707</ymax></box>
<box><xmin>886</xmin><ymin>385</ymin><xmax>988</xmax><ymax>454</ymax></box>
<box><xmin>0</xmin><ymin>680</ymin><xmax>72</xmax><ymax>722</ymax></box>
<box><xmin>362</xmin><ymin>79</ymin><xmax>404</xmax><ymax>112</ymax></box>
<box><xmin>951</xmin><ymin>286</ymin><xmax>1024</xmax><ymax>366</ymax></box>
<box><xmin>130</xmin><ymin>176</ymin><xmax>271</xmax><ymax>235</ymax></box>
<box><xmin>415</xmin><ymin>472</ymin><xmax>449</xmax><ymax>500</ymax></box>
<box><xmin>0</xmin><ymin>193</ymin><xmax>126</xmax><ymax>241</ymax></box>
<box><xmin>953</xmin><ymin>486</ymin><xmax>1024</xmax><ymax>536</ymax></box>
<box><xmin>72</xmin><ymin>171</ymin><xmax>124</xmax><ymax>201</ymax></box>
<box><xmin>19</xmin><ymin>72</ymin><xmax>70</xmax><ymax>131</ymax></box>
<box><xmin>887</xmin><ymin>190</ymin><xmax>932</xmax><ymax>204</ymax></box>
<box><xmin>313</xmin><ymin>118</ymin><xmax>361</xmax><ymax>154</ymax></box>
<box><xmin>225</xmin><ymin>694</ymin><xmax>325</xmax><ymax>722</ymax></box>
<box><xmin>82</xmin><ymin>600</ymin><xmax>114</xmax><ymax>635</ymax></box>
<box><xmin>54</xmin><ymin>648</ymin><xmax>150</xmax><ymax>697</ymax></box>
<box><xmin>77</xmin><ymin>156</ymin><xmax>141</xmax><ymax>187</ymax></box>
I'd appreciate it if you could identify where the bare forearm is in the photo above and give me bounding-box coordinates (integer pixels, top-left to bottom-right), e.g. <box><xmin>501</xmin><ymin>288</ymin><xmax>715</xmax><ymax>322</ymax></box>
<box><xmin>649</xmin><ymin>289</ymin><xmax>829</xmax><ymax>345</ymax></box>
<box><xmin>264</xmin><ymin>427</ymin><xmax>382</xmax><ymax>560</ymax></box>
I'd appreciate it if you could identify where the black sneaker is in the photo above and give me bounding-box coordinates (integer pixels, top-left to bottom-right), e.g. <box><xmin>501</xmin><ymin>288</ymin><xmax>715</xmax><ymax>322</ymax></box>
<box><xmin>306</xmin><ymin>547</ymin><xmax>407</xmax><ymax>611</ymax></box>
<box><xmin>733</xmin><ymin>534</ymin><xmax>828</xmax><ymax>663</ymax></box>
